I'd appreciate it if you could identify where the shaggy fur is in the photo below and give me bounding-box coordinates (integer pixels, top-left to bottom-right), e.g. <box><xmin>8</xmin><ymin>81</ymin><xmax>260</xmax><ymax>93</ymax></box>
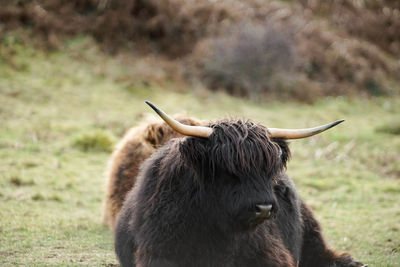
<box><xmin>102</xmin><ymin>116</ymin><xmax>201</xmax><ymax>231</ymax></box>
<box><xmin>114</xmin><ymin>119</ymin><xmax>365</xmax><ymax>267</ymax></box>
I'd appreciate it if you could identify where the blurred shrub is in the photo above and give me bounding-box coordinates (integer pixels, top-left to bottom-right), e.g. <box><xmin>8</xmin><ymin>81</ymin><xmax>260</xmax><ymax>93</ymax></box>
<box><xmin>72</xmin><ymin>130</ymin><xmax>115</xmax><ymax>152</ymax></box>
<box><xmin>198</xmin><ymin>22</ymin><xmax>296</xmax><ymax>100</ymax></box>
<box><xmin>9</xmin><ymin>176</ymin><xmax>35</xmax><ymax>186</ymax></box>
<box><xmin>32</xmin><ymin>193</ymin><xmax>45</xmax><ymax>201</ymax></box>
<box><xmin>376</xmin><ymin>123</ymin><xmax>400</xmax><ymax>135</ymax></box>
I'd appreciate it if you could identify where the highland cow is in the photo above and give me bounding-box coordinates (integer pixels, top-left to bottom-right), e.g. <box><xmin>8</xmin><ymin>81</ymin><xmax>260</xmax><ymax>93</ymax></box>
<box><xmin>103</xmin><ymin>115</ymin><xmax>201</xmax><ymax>231</ymax></box>
<box><xmin>114</xmin><ymin>102</ymin><xmax>366</xmax><ymax>267</ymax></box>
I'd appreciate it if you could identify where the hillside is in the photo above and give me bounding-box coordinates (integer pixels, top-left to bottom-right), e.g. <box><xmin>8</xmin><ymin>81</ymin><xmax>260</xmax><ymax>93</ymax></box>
<box><xmin>0</xmin><ymin>34</ymin><xmax>399</xmax><ymax>266</ymax></box>
<box><xmin>1</xmin><ymin>0</ymin><xmax>399</xmax><ymax>101</ymax></box>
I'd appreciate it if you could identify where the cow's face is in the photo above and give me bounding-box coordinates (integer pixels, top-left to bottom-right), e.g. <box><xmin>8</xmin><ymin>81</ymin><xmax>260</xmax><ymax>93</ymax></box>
<box><xmin>210</xmin><ymin>169</ymin><xmax>280</xmax><ymax>233</ymax></box>
<box><xmin>178</xmin><ymin>120</ymin><xmax>290</xmax><ymax>234</ymax></box>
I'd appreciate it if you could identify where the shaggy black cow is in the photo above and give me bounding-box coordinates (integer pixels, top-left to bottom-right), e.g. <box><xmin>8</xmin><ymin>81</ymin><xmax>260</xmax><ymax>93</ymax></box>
<box><xmin>115</xmin><ymin>102</ymin><xmax>365</xmax><ymax>267</ymax></box>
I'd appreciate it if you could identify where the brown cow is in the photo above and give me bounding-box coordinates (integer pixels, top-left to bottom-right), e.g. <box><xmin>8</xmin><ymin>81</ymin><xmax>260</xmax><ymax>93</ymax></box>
<box><xmin>103</xmin><ymin>115</ymin><xmax>201</xmax><ymax>231</ymax></box>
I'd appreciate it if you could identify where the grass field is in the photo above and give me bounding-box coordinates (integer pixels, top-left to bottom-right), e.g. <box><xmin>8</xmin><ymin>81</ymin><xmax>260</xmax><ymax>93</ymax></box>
<box><xmin>0</xmin><ymin>34</ymin><xmax>399</xmax><ymax>266</ymax></box>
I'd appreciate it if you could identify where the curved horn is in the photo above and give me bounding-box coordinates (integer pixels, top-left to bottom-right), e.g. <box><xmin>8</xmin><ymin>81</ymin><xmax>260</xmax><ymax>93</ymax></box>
<box><xmin>145</xmin><ymin>101</ymin><xmax>213</xmax><ymax>138</ymax></box>
<box><xmin>268</xmin><ymin>120</ymin><xmax>344</xmax><ymax>139</ymax></box>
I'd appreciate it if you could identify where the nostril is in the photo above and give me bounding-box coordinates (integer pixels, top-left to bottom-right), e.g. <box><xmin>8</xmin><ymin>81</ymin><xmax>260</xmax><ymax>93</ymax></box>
<box><xmin>255</xmin><ymin>204</ymin><xmax>273</xmax><ymax>220</ymax></box>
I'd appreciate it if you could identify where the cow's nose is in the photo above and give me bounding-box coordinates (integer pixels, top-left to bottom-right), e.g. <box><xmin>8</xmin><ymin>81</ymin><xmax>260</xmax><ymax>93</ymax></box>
<box><xmin>255</xmin><ymin>204</ymin><xmax>273</xmax><ymax>221</ymax></box>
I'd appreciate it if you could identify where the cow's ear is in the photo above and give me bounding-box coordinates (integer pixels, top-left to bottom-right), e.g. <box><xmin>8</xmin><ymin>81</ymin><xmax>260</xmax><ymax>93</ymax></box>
<box><xmin>271</xmin><ymin>138</ymin><xmax>291</xmax><ymax>167</ymax></box>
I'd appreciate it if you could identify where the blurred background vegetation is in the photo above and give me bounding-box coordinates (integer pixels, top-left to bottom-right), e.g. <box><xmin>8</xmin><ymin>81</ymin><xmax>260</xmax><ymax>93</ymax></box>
<box><xmin>0</xmin><ymin>0</ymin><xmax>399</xmax><ymax>266</ymax></box>
<box><xmin>1</xmin><ymin>0</ymin><xmax>399</xmax><ymax>101</ymax></box>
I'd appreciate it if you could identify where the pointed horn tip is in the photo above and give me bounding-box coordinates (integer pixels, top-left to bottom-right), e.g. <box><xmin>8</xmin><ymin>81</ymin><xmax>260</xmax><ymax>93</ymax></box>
<box><xmin>330</xmin><ymin>119</ymin><xmax>345</xmax><ymax>128</ymax></box>
<box><xmin>145</xmin><ymin>101</ymin><xmax>156</xmax><ymax>110</ymax></box>
<box><xmin>145</xmin><ymin>101</ymin><xmax>163</xmax><ymax>116</ymax></box>
<box><xmin>313</xmin><ymin>119</ymin><xmax>345</xmax><ymax>135</ymax></box>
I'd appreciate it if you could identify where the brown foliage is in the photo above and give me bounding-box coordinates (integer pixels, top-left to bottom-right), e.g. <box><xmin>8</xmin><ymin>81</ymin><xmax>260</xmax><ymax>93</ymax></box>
<box><xmin>0</xmin><ymin>0</ymin><xmax>234</xmax><ymax>54</ymax></box>
<box><xmin>300</xmin><ymin>0</ymin><xmax>400</xmax><ymax>56</ymax></box>
<box><xmin>1</xmin><ymin>0</ymin><xmax>399</xmax><ymax>100</ymax></box>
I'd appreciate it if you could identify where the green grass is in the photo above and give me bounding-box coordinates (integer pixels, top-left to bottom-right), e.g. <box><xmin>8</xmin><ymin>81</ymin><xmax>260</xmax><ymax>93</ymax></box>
<box><xmin>0</xmin><ymin>33</ymin><xmax>399</xmax><ymax>266</ymax></box>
